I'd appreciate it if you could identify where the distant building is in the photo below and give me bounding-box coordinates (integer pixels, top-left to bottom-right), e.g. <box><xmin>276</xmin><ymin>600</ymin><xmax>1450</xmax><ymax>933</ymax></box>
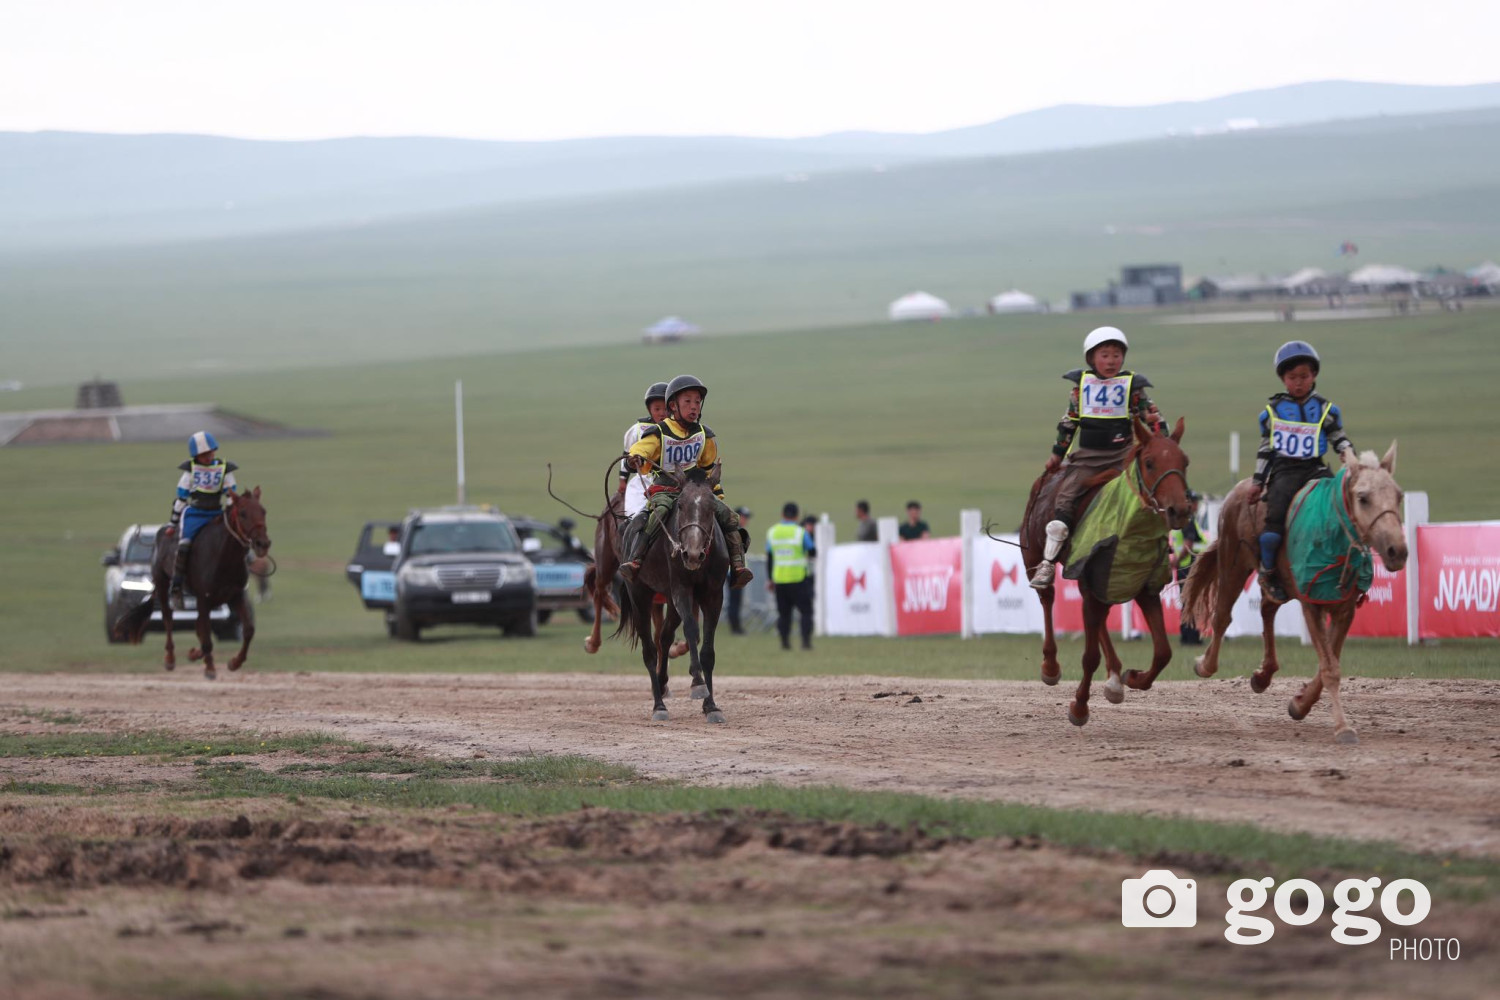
<box><xmin>1193</xmin><ymin>274</ymin><xmax>1284</xmax><ymax>301</ymax></box>
<box><xmin>1070</xmin><ymin>262</ymin><xmax>1183</xmax><ymax>310</ymax></box>
<box><xmin>75</xmin><ymin>379</ymin><xmax>123</xmax><ymax>409</ymax></box>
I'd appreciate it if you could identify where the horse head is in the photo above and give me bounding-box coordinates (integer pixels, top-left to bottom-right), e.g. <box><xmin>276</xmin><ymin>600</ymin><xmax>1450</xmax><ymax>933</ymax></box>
<box><xmin>664</xmin><ymin>470</ymin><xmax>717</xmax><ymax>572</ymax></box>
<box><xmin>228</xmin><ymin>486</ymin><xmax>272</xmax><ymax>558</ymax></box>
<box><xmin>1344</xmin><ymin>442</ymin><xmax>1407</xmax><ymax>571</ymax></box>
<box><xmin>1134</xmin><ymin>417</ymin><xmax>1192</xmax><ymax>530</ymax></box>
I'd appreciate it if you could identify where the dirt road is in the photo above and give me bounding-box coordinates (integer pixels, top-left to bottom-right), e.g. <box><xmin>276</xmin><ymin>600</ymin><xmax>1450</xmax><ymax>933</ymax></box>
<box><xmin>6</xmin><ymin>672</ymin><xmax>1496</xmax><ymax>856</ymax></box>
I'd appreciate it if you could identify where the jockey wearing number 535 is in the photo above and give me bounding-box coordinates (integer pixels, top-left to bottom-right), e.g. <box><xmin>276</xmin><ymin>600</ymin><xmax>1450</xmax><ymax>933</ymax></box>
<box><xmin>619</xmin><ymin>374</ymin><xmax>754</xmax><ymax>589</ymax></box>
<box><xmin>168</xmin><ymin>431</ymin><xmax>238</xmax><ymax>605</ymax></box>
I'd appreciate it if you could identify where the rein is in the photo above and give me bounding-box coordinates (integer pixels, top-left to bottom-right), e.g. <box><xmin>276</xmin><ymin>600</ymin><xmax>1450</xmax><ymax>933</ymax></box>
<box><xmin>222</xmin><ymin>501</ymin><xmax>277</xmax><ymax>578</ymax></box>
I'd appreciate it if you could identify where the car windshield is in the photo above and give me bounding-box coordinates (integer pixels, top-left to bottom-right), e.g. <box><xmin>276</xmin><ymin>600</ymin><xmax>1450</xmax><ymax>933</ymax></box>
<box><xmin>408</xmin><ymin>521</ymin><xmax>516</xmax><ymax>555</ymax></box>
<box><xmin>124</xmin><ymin>534</ymin><xmax>157</xmax><ymax>563</ymax></box>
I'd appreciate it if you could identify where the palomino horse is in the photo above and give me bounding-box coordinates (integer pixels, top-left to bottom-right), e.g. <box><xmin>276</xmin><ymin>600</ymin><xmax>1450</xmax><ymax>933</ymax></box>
<box><xmin>612</xmin><ymin>467</ymin><xmax>729</xmax><ymax>723</ymax></box>
<box><xmin>1181</xmin><ymin>445</ymin><xmax>1405</xmax><ymax>743</ymax></box>
<box><xmin>114</xmin><ymin>488</ymin><xmax>272</xmax><ymax>679</ymax></box>
<box><xmin>1020</xmin><ymin>418</ymin><xmax>1193</xmax><ymax>726</ymax></box>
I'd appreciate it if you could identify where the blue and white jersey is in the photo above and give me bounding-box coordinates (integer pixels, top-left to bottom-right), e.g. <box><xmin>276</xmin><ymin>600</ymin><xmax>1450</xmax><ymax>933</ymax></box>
<box><xmin>1254</xmin><ymin>393</ymin><xmax>1352</xmax><ymax>480</ymax></box>
<box><xmin>175</xmin><ymin>459</ymin><xmax>238</xmax><ymax>512</ymax></box>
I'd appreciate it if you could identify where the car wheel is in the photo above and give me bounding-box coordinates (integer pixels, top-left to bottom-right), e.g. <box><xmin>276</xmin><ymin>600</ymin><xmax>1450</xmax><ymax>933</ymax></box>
<box><xmin>536</xmin><ymin>609</ymin><xmax>553</xmax><ymax>625</ymax></box>
<box><xmin>386</xmin><ymin>613</ymin><xmax>399</xmax><ymax>639</ymax></box>
<box><xmin>504</xmin><ymin>608</ymin><xmax>538</xmax><ymax>638</ymax></box>
<box><xmin>105</xmin><ymin>605</ymin><xmax>122</xmax><ymax>644</ymax></box>
<box><xmin>395</xmin><ymin>607</ymin><xmax>421</xmax><ymax>642</ymax></box>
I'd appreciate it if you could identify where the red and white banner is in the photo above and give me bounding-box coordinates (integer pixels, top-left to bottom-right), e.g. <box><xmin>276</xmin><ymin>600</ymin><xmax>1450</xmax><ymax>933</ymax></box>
<box><xmin>970</xmin><ymin>535</ymin><xmax>1045</xmax><ymax>634</ymax></box>
<box><xmin>1051</xmin><ymin>574</ymin><xmax>1125</xmax><ymax>633</ymax></box>
<box><xmin>890</xmin><ymin>537</ymin><xmax>963</xmax><ymax>636</ymax></box>
<box><xmin>1347</xmin><ymin>560</ymin><xmax>1407</xmax><ymax>638</ymax></box>
<box><xmin>1418</xmin><ymin>523</ymin><xmax>1500</xmax><ymax>639</ymax></box>
<box><xmin>823</xmin><ymin>542</ymin><xmax>891</xmax><ymax>636</ymax></box>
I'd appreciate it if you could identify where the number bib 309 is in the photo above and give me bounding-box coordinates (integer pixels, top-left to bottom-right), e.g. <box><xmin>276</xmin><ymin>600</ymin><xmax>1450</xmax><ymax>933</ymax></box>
<box><xmin>1078</xmin><ymin>374</ymin><xmax>1131</xmax><ymax>419</ymax></box>
<box><xmin>1270</xmin><ymin>417</ymin><xmax>1320</xmax><ymax>459</ymax></box>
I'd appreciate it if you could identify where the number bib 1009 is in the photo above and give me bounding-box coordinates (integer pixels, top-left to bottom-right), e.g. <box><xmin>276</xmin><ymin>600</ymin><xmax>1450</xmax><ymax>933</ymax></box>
<box><xmin>190</xmin><ymin>464</ymin><xmax>225</xmax><ymax>493</ymax></box>
<box><xmin>658</xmin><ymin>431</ymin><xmax>706</xmax><ymax>473</ymax></box>
<box><xmin>1078</xmin><ymin>374</ymin><xmax>1131</xmax><ymax>419</ymax></box>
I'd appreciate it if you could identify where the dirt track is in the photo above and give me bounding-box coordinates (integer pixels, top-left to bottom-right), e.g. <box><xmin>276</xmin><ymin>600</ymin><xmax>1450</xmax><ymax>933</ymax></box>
<box><xmin>5</xmin><ymin>672</ymin><xmax>1498</xmax><ymax>856</ymax></box>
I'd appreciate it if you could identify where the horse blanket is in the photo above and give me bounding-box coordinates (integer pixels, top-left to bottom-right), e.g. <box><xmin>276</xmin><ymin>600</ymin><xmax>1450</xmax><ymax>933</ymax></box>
<box><xmin>1286</xmin><ymin>469</ymin><xmax>1373</xmax><ymax>603</ymax></box>
<box><xmin>1062</xmin><ymin>464</ymin><xmax>1170</xmax><ymax>605</ymax></box>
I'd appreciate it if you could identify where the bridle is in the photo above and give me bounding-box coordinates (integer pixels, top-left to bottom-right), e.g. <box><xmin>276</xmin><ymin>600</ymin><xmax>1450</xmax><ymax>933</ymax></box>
<box><xmin>1340</xmin><ymin>469</ymin><xmax>1401</xmax><ymax>553</ymax></box>
<box><xmin>222</xmin><ymin>498</ymin><xmax>275</xmax><ymax>573</ymax></box>
<box><xmin>1132</xmin><ymin>449</ymin><xmax>1189</xmax><ymax>516</ymax></box>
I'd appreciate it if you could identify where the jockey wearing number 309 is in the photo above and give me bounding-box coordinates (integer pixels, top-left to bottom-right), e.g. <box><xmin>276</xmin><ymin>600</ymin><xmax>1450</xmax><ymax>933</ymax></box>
<box><xmin>618</xmin><ymin>374</ymin><xmax>754</xmax><ymax>589</ymax></box>
<box><xmin>168</xmin><ymin>431</ymin><xmax>238</xmax><ymax>605</ymax></box>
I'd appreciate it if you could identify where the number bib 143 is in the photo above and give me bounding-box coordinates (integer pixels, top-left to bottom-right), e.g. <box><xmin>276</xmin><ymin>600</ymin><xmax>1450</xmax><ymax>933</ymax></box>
<box><xmin>1078</xmin><ymin>374</ymin><xmax>1131</xmax><ymax>419</ymax></box>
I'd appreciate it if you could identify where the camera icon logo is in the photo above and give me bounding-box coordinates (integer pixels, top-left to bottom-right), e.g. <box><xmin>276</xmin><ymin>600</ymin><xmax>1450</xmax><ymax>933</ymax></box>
<box><xmin>1121</xmin><ymin>870</ymin><xmax>1197</xmax><ymax>928</ymax></box>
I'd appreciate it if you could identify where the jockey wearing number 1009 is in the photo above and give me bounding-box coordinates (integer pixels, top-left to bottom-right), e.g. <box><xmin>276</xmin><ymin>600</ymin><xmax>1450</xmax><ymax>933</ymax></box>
<box><xmin>619</xmin><ymin>374</ymin><xmax>754</xmax><ymax>589</ymax></box>
<box><xmin>168</xmin><ymin>431</ymin><xmax>238</xmax><ymax>605</ymax></box>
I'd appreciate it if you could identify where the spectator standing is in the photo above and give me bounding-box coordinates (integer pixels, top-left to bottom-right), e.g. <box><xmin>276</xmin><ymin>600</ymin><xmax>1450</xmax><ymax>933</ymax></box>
<box><xmin>898</xmin><ymin>500</ymin><xmax>931</xmax><ymax>541</ymax></box>
<box><xmin>854</xmin><ymin>499</ymin><xmax>878</xmax><ymax>542</ymax></box>
<box><xmin>766</xmin><ymin>502</ymin><xmax>813</xmax><ymax>650</ymax></box>
<box><xmin>726</xmin><ymin>505</ymin><xmax>753</xmax><ymax>634</ymax></box>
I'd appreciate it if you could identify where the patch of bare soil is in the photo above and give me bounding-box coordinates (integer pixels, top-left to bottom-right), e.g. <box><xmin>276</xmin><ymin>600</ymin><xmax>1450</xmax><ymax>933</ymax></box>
<box><xmin>3</xmin><ymin>673</ymin><xmax>1498</xmax><ymax>856</ymax></box>
<box><xmin>2</xmin><ymin>802</ymin><xmax>1496</xmax><ymax>999</ymax></box>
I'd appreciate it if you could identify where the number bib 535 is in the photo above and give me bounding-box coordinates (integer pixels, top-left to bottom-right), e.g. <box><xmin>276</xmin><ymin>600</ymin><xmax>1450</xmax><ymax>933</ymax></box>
<box><xmin>1078</xmin><ymin>374</ymin><xmax>1131</xmax><ymax>419</ymax></box>
<box><xmin>190</xmin><ymin>464</ymin><xmax>225</xmax><ymax>493</ymax></box>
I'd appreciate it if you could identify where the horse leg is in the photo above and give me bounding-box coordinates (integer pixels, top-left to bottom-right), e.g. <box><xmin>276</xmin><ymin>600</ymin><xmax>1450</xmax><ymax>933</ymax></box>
<box><xmin>1123</xmin><ymin>592</ymin><xmax>1172</xmax><ymax>690</ymax></box>
<box><xmin>1069</xmin><ymin>597</ymin><xmax>1106</xmax><ymax>726</ymax></box>
<box><xmin>698</xmin><ymin>587</ymin><xmax>725</xmax><ymax>723</ymax></box>
<box><xmin>1322</xmin><ymin>601</ymin><xmax>1359</xmax><ymax>744</ymax></box>
<box><xmin>651</xmin><ymin>603</ymin><xmax>671</xmax><ymax>697</ymax></box>
<box><xmin>683</xmin><ymin>596</ymin><xmax>707</xmax><ymax>699</ymax></box>
<box><xmin>191</xmin><ymin>605</ymin><xmax>216</xmax><ymax>680</ymax></box>
<box><xmin>1251</xmin><ymin>590</ymin><xmax>1282</xmax><ymax>693</ymax></box>
<box><xmin>1193</xmin><ymin>547</ymin><xmax>1241</xmax><ymax>679</ymax></box>
<box><xmin>1100</xmin><ymin>625</ymin><xmax>1125</xmax><ymax>703</ymax></box>
<box><xmin>158</xmin><ymin>585</ymin><xmax>177</xmax><ymax>671</ymax></box>
<box><xmin>1288</xmin><ymin>606</ymin><xmax>1332</xmax><ymax>723</ymax></box>
<box><xmin>227</xmin><ymin>589</ymin><xmax>254</xmax><ymax>672</ymax></box>
<box><xmin>1039</xmin><ymin>584</ymin><xmax>1061</xmax><ymax>685</ymax></box>
<box><xmin>583</xmin><ymin>570</ymin><xmax>606</xmax><ymax>654</ymax></box>
<box><xmin>670</xmin><ymin>590</ymin><xmax>710</xmax><ymax>719</ymax></box>
<box><xmin>634</xmin><ymin>588</ymin><xmax>668</xmax><ymax>720</ymax></box>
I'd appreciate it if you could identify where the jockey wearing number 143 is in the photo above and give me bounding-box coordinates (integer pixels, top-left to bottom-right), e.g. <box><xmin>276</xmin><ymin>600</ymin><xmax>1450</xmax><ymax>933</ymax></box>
<box><xmin>168</xmin><ymin>431</ymin><xmax>238</xmax><ymax>605</ymax></box>
<box><xmin>618</xmin><ymin>374</ymin><xmax>754</xmax><ymax>589</ymax></box>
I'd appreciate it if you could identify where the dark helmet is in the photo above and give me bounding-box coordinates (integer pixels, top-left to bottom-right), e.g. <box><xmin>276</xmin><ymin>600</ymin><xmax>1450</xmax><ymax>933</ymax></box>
<box><xmin>666</xmin><ymin>374</ymin><xmax>708</xmax><ymax>405</ymax></box>
<box><xmin>558</xmin><ymin>517</ymin><xmax>576</xmax><ymax>532</ymax></box>
<box><xmin>782</xmin><ymin>502</ymin><xmax>799</xmax><ymax>519</ymax></box>
<box><xmin>643</xmin><ymin>381</ymin><xmax>669</xmax><ymax>404</ymax></box>
<box><xmin>1274</xmin><ymin>341</ymin><xmax>1320</xmax><ymax>377</ymax></box>
<box><xmin>734</xmin><ymin>505</ymin><xmax>752</xmax><ymax>519</ymax></box>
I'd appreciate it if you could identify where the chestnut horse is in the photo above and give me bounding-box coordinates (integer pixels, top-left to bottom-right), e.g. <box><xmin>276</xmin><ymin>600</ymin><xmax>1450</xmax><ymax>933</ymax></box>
<box><xmin>1020</xmin><ymin>418</ymin><xmax>1193</xmax><ymax>726</ymax></box>
<box><xmin>113</xmin><ymin>488</ymin><xmax>271</xmax><ymax>679</ymax></box>
<box><xmin>1181</xmin><ymin>444</ymin><xmax>1405</xmax><ymax>743</ymax></box>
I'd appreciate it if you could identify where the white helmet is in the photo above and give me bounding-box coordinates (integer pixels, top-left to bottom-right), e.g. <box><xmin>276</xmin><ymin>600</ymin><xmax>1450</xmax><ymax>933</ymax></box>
<box><xmin>1083</xmin><ymin>326</ymin><xmax>1128</xmax><ymax>361</ymax></box>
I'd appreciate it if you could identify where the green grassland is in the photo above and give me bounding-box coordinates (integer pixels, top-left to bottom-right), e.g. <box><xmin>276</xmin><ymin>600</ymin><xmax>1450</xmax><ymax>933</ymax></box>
<box><xmin>4</xmin><ymin>109</ymin><xmax>1500</xmax><ymax>385</ymax></box>
<box><xmin>1</xmin><ymin>306</ymin><xmax>1496</xmax><ymax>676</ymax></box>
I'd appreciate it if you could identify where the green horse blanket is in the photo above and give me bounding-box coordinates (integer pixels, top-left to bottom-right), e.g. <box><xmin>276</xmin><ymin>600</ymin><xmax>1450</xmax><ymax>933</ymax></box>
<box><xmin>1062</xmin><ymin>463</ymin><xmax>1171</xmax><ymax>605</ymax></box>
<box><xmin>1286</xmin><ymin>469</ymin><xmax>1373</xmax><ymax>604</ymax></box>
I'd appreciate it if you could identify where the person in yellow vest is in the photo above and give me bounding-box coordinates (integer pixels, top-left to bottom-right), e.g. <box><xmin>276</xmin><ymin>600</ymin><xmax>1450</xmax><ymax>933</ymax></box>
<box><xmin>619</xmin><ymin>374</ymin><xmax>753</xmax><ymax>588</ymax></box>
<box><xmin>767</xmin><ymin>502</ymin><xmax>814</xmax><ymax>650</ymax></box>
<box><xmin>1169</xmin><ymin>490</ymin><xmax>1205</xmax><ymax>645</ymax></box>
<box><xmin>1030</xmin><ymin>326</ymin><xmax>1164</xmax><ymax>589</ymax></box>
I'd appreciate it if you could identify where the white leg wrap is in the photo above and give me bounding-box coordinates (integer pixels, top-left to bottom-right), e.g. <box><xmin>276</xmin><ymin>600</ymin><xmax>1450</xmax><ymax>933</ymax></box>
<box><xmin>1043</xmin><ymin>520</ymin><xmax>1070</xmax><ymax>561</ymax></box>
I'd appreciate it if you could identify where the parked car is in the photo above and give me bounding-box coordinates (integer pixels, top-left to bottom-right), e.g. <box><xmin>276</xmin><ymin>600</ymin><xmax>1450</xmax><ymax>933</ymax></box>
<box><xmin>345</xmin><ymin>520</ymin><xmax>402</xmax><ymax>611</ymax></box>
<box><xmin>385</xmin><ymin>507</ymin><xmax>537</xmax><ymax>641</ymax></box>
<box><xmin>102</xmin><ymin>524</ymin><xmax>240</xmax><ymax>642</ymax></box>
<box><xmin>509</xmin><ymin>516</ymin><xmax>595</xmax><ymax>624</ymax></box>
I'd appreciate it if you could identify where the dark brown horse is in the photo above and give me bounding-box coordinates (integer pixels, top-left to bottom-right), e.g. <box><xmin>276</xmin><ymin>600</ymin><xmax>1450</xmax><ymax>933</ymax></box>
<box><xmin>1020</xmin><ymin>418</ymin><xmax>1192</xmax><ymax>725</ymax></box>
<box><xmin>114</xmin><ymin>488</ymin><xmax>271</xmax><ymax>679</ymax></box>
<box><xmin>1181</xmin><ymin>444</ymin><xmax>1405</xmax><ymax>743</ymax></box>
<box><xmin>612</xmin><ymin>467</ymin><xmax>729</xmax><ymax>723</ymax></box>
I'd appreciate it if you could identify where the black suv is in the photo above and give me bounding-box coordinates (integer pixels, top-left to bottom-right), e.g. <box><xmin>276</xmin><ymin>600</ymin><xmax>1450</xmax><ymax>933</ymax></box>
<box><xmin>388</xmin><ymin>507</ymin><xmax>537</xmax><ymax>641</ymax></box>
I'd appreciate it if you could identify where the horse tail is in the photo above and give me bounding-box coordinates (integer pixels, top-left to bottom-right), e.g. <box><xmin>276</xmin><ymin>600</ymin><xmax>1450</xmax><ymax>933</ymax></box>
<box><xmin>111</xmin><ymin>595</ymin><xmax>156</xmax><ymax>645</ymax></box>
<box><xmin>609</xmin><ymin>579</ymin><xmax>641</xmax><ymax>649</ymax></box>
<box><xmin>1180</xmin><ymin>541</ymin><xmax>1219</xmax><ymax>630</ymax></box>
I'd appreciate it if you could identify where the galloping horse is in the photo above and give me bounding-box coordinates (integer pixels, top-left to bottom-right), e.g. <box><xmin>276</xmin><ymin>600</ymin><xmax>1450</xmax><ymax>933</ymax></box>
<box><xmin>114</xmin><ymin>487</ymin><xmax>271</xmax><ymax>679</ymax></box>
<box><xmin>1020</xmin><ymin>418</ymin><xmax>1193</xmax><ymax>726</ymax></box>
<box><xmin>612</xmin><ymin>467</ymin><xmax>730</xmax><ymax>723</ymax></box>
<box><xmin>1181</xmin><ymin>444</ymin><xmax>1405</xmax><ymax>743</ymax></box>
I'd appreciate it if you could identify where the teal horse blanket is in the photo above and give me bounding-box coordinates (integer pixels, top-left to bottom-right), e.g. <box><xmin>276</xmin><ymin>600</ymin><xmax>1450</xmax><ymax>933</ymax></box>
<box><xmin>1286</xmin><ymin>469</ymin><xmax>1373</xmax><ymax>604</ymax></box>
<box><xmin>1062</xmin><ymin>464</ymin><xmax>1170</xmax><ymax>605</ymax></box>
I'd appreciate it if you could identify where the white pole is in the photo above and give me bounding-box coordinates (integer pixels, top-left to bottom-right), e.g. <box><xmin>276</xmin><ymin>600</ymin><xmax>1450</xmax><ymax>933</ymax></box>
<box><xmin>1229</xmin><ymin>431</ymin><xmax>1240</xmax><ymax>479</ymax></box>
<box><xmin>1404</xmin><ymin>492</ymin><xmax>1429</xmax><ymax>646</ymax></box>
<box><xmin>876</xmin><ymin>516</ymin><xmax>899</xmax><ymax>637</ymax></box>
<box><xmin>960</xmin><ymin>509</ymin><xmax>982</xmax><ymax>638</ymax></box>
<box><xmin>815</xmin><ymin>514</ymin><xmax>834</xmax><ymax>638</ymax></box>
<box><xmin>455</xmin><ymin>380</ymin><xmax>467</xmax><ymax>506</ymax></box>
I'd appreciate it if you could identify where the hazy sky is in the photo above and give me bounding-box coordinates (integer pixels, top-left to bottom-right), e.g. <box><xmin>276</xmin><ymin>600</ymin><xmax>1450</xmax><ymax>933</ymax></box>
<box><xmin>4</xmin><ymin>0</ymin><xmax>1498</xmax><ymax>141</ymax></box>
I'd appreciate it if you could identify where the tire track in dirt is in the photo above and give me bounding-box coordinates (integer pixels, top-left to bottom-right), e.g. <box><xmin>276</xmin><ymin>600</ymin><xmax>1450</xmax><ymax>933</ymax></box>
<box><xmin>3</xmin><ymin>672</ymin><xmax>1497</xmax><ymax>856</ymax></box>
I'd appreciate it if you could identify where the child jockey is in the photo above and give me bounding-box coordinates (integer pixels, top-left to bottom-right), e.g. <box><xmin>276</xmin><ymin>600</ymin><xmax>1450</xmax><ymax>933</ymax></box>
<box><xmin>619</xmin><ymin>374</ymin><xmax>753</xmax><ymax>588</ymax></box>
<box><xmin>1246</xmin><ymin>341</ymin><xmax>1355</xmax><ymax>602</ymax></box>
<box><xmin>1030</xmin><ymin>326</ymin><xmax>1163</xmax><ymax>589</ymax></box>
<box><xmin>168</xmin><ymin>431</ymin><xmax>238</xmax><ymax>606</ymax></box>
<box><xmin>620</xmin><ymin>381</ymin><xmax>670</xmax><ymax>517</ymax></box>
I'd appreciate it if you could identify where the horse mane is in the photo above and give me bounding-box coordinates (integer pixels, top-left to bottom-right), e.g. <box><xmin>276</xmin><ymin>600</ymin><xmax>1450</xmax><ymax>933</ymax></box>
<box><xmin>1355</xmin><ymin>450</ymin><xmax>1381</xmax><ymax>470</ymax></box>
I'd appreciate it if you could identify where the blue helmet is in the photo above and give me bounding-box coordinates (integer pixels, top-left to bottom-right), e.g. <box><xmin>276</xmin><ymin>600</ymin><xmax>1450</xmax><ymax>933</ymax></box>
<box><xmin>1274</xmin><ymin>341</ymin><xmax>1320</xmax><ymax>377</ymax></box>
<box><xmin>188</xmin><ymin>431</ymin><xmax>219</xmax><ymax>458</ymax></box>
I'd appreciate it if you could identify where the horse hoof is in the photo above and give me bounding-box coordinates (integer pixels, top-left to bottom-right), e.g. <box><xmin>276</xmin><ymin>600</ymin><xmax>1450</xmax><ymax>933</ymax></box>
<box><xmin>228</xmin><ymin>658</ymin><xmax>244</xmax><ymax>672</ymax></box>
<box><xmin>651</xmin><ymin>709</ymin><xmax>669</xmax><ymax>722</ymax></box>
<box><xmin>668</xmin><ymin>641</ymin><xmax>689</xmax><ymax>659</ymax></box>
<box><xmin>163</xmin><ymin>660</ymin><xmax>175</xmax><ymax>672</ymax></box>
<box><xmin>1193</xmin><ymin>655</ymin><xmax>1216</xmax><ymax>679</ymax></box>
<box><xmin>204</xmin><ymin>668</ymin><xmax>217</xmax><ymax>681</ymax></box>
<box><xmin>690</xmin><ymin>684</ymin><xmax>708</xmax><ymax>700</ymax></box>
<box><xmin>1287</xmin><ymin>698</ymin><xmax>1308</xmax><ymax>721</ymax></box>
<box><xmin>1250</xmin><ymin>672</ymin><xmax>1270</xmax><ymax>694</ymax></box>
<box><xmin>705</xmin><ymin>711</ymin><xmax>726</xmax><ymax>724</ymax></box>
<box><xmin>1103</xmin><ymin>679</ymin><xmax>1124</xmax><ymax>704</ymax></box>
<box><xmin>188</xmin><ymin>648</ymin><xmax>203</xmax><ymax>662</ymax></box>
<box><xmin>1123</xmin><ymin>669</ymin><xmax>1152</xmax><ymax>691</ymax></box>
<box><xmin>1335</xmin><ymin>728</ymin><xmax>1359</xmax><ymax>745</ymax></box>
<box><xmin>1068</xmin><ymin>703</ymin><xmax>1088</xmax><ymax>727</ymax></box>
<box><xmin>1041</xmin><ymin>667</ymin><xmax>1060</xmax><ymax>687</ymax></box>
<box><xmin>583</xmin><ymin>637</ymin><xmax>600</xmax><ymax>655</ymax></box>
